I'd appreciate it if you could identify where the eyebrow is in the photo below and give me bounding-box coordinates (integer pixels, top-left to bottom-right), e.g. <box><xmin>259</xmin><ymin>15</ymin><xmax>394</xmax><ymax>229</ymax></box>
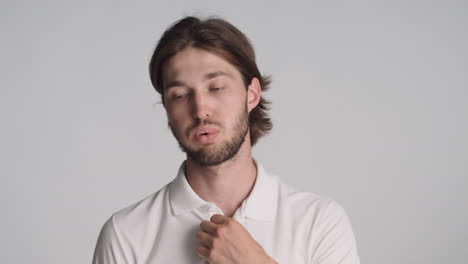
<box><xmin>205</xmin><ymin>71</ymin><xmax>232</xmax><ymax>80</ymax></box>
<box><xmin>164</xmin><ymin>71</ymin><xmax>232</xmax><ymax>91</ymax></box>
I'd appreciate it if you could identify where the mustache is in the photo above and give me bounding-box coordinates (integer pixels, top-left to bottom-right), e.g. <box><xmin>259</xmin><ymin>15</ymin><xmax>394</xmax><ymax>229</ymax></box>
<box><xmin>185</xmin><ymin>119</ymin><xmax>223</xmax><ymax>137</ymax></box>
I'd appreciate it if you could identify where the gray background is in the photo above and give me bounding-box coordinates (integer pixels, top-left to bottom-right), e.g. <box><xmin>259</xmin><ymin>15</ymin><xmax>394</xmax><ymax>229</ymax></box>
<box><xmin>2</xmin><ymin>0</ymin><xmax>467</xmax><ymax>263</ymax></box>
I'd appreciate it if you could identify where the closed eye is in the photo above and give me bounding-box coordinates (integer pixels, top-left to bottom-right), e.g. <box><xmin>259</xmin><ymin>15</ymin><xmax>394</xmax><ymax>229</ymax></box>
<box><xmin>173</xmin><ymin>93</ymin><xmax>187</xmax><ymax>100</ymax></box>
<box><xmin>210</xmin><ymin>87</ymin><xmax>223</xmax><ymax>92</ymax></box>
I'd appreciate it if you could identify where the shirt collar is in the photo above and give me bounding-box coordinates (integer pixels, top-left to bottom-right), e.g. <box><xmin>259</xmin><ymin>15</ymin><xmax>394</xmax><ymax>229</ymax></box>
<box><xmin>169</xmin><ymin>162</ymin><xmax>207</xmax><ymax>216</ymax></box>
<box><xmin>168</xmin><ymin>160</ymin><xmax>278</xmax><ymax>221</ymax></box>
<box><xmin>241</xmin><ymin>161</ymin><xmax>278</xmax><ymax>221</ymax></box>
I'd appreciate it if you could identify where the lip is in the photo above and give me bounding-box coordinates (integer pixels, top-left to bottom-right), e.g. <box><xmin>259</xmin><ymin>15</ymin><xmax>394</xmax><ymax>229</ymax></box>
<box><xmin>192</xmin><ymin>126</ymin><xmax>220</xmax><ymax>144</ymax></box>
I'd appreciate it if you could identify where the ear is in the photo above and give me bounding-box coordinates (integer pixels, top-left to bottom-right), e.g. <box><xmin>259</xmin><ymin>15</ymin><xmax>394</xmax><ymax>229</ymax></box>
<box><xmin>247</xmin><ymin>77</ymin><xmax>261</xmax><ymax>113</ymax></box>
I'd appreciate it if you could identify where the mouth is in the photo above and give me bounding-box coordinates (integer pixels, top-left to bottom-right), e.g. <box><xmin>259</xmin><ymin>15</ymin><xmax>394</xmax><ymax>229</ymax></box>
<box><xmin>193</xmin><ymin>126</ymin><xmax>219</xmax><ymax>144</ymax></box>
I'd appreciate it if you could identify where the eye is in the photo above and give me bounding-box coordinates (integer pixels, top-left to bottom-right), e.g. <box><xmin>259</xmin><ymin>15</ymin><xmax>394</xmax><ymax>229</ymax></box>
<box><xmin>210</xmin><ymin>87</ymin><xmax>223</xmax><ymax>92</ymax></box>
<box><xmin>172</xmin><ymin>93</ymin><xmax>187</xmax><ymax>100</ymax></box>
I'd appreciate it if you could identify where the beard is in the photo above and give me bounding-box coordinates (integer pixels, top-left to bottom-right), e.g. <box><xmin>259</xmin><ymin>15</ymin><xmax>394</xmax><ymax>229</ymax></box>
<box><xmin>169</xmin><ymin>108</ymin><xmax>249</xmax><ymax>167</ymax></box>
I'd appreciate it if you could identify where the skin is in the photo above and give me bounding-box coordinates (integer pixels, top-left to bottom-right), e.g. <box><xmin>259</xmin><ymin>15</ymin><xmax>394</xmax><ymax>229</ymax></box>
<box><xmin>162</xmin><ymin>47</ymin><xmax>277</xmax><ymax>264</ymax></box>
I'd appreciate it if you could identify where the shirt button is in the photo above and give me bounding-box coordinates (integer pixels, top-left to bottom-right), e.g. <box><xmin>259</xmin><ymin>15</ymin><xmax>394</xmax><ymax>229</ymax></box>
<box><xmin>207</xmin><ymin>207</ymin><xmax>221</xmax><ymax>217</ymax></box>
<box><xmin>208</xmin><ymin>211</ymin><xmax>217</xmax><ymax>218</ymax></box>
<box><xmin>200</xmin><ymin>204</ymin><xmax>211</xmax><ymax>212</ymax></box>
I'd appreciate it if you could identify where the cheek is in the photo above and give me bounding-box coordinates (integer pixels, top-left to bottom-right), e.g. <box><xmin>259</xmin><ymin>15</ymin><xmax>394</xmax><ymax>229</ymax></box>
<box><xmin>225</xmin><ymin>101</ymin><xmax>247</xmax><ymax>125</ymax></box>
<box><xmin>223</xmin><ymin>90</ymin><xmax>247</xmax><ymax>109</ymax></box>
<box><xmin>166</xmin><ymin>107</ymin><xmax>188</xmax><ymax>129</ymax></box>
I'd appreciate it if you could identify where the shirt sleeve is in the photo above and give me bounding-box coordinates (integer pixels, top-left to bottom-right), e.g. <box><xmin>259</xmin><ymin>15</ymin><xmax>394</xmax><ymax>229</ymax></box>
<box><xmin>310</xmin><ymin>200</ymin><xmax>360</xmax><ymax>264</ymax></box>
<box><xmin>92</xmin><ymin>215</ymin><xmax>132</xmax><ymax>264</ymax></box>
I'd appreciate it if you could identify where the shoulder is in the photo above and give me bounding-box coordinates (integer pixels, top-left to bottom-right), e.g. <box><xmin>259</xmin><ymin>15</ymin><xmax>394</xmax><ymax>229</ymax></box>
<box><xmin>272</xmin><ymin>176</ymin><xmax>360</xmax><ymax>263</ymax></box>
<box><xmin>274</xmin><ymin>175</ymin><xmax>335</xmax><ymax>217</ymax></box>
<box><xmin>93</xmin><ymin>181</ymin><xmax>178</xmax><ymax>263</ymax></box>
<box><xmin>98</xmin><ymin>182</ymin><xmax>171</xmax><ymax>241</ymax></box>
<box><xmin>272</xmin><ymin>173</ymin><xmax>354</xmax><ymax>234</ymax></box>
<box><xmin>93</xmin><ymin>183</ymin><xmax>171</xmax><ymax>263</ymax></box>
<box><xmin>113</xmin><ymin>183</ymin><xmax>170</xmax><ymax>228</ymax></box>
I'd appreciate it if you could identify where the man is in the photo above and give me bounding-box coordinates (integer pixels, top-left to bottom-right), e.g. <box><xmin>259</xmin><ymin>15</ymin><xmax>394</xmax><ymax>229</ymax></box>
<box><xmin>93</xmin><ymin>16</ymin><xmax>360</xmax><ymax>264</ymax></box>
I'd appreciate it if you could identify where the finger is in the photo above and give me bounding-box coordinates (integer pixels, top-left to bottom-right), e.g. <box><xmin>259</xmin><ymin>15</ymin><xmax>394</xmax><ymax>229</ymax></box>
<box><xmin>210</xmin><ymin>214</ymin><xmax>228</xmax><ymax>224</ymax></box>
<box><xmin>200</xmin><ymin>220</ymin><xmax>217</xmax><ymax>235</ymax></box>
<box><xmin>197</xmin><ymin>245</ymin><xmax>211</xmax><ymax>261</ymax></box>
<box><xmin>196</xmin><ymin>231</ymin><xmax>213</xmax><ymax>247</ymax></box>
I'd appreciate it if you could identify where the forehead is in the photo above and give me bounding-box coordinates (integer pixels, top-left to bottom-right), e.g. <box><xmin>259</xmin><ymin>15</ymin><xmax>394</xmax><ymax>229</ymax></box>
<box><xmin>162</xmin><ymin>47</ymin><xmax>242</xmax><ymax>85</ymax></box>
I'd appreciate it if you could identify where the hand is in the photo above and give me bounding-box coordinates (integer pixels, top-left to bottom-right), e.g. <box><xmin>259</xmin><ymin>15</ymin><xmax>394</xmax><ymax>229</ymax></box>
<box><xmin>196</xmin><ymin>214</ymin><xmax>277</xmax><ymax>264</ymax></box>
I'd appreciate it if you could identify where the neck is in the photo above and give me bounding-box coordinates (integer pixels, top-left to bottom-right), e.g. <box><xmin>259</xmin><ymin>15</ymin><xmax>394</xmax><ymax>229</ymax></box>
<box><xmin>184</xmin><ymin>140</ymin><xmax>257</xmax><ymax>217</ymax></box>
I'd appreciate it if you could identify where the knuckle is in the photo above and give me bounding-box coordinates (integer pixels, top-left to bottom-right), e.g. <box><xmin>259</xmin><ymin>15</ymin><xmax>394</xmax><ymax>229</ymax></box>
<box><xmin>216</xmin><ymin>226</ymin><xmax>225</xmax><ymax>237</ymax></box>
<box><xmin>226</xmin><ymin>218</ymin><xmax>234</xmax><ymax>226</ymax></box>
<box><xmin>207</xmin><ymin>248</ymin><xmax>215</xmax><ymax>259</ymax></box>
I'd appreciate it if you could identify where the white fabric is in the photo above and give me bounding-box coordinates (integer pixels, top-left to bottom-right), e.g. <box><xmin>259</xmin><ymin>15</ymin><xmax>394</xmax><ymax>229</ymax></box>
<box><xmin>93</xmin><ymin>162</ymin><xmax>360</xmax><ymax>264</ymax></box>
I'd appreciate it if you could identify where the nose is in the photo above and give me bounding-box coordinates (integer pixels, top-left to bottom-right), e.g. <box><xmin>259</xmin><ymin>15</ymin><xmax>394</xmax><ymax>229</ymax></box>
<box><xmin>191</xmin><ymin>91</ymin><xmax>212</xmax><ymax>121</ymax></box>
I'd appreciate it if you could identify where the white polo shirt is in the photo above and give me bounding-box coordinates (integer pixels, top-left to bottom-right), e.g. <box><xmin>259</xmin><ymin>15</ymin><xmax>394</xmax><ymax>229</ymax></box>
<box><xmin>93</xmin><ymin>162</ymin><xmax>360</xmax><ymax>264</ymax></box>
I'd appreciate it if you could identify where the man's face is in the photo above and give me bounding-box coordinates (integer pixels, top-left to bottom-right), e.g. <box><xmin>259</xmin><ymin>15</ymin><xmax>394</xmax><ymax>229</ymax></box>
<box><xmin>162</xmin><ymin>47</ymin><xmax>254</xmax><ymax>166</ymax></box>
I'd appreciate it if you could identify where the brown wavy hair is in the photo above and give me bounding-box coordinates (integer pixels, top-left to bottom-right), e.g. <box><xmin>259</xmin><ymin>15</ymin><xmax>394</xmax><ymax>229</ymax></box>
<box><xmin>149</xmin><ymin>16</ymin><xmax>272</xmax><ymax>146</ymax></box>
